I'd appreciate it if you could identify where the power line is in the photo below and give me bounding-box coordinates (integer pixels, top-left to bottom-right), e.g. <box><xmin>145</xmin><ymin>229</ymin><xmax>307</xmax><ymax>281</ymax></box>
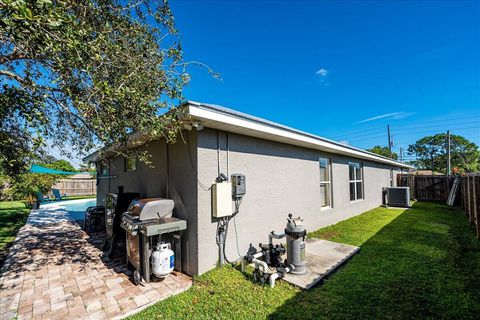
<box><xmin>347</xmin><ymin>133</ymin><xmax>387</xmax><ymax>142</ymax></box>
<box><xmin>394</xmin><ymin>126</ymin><xmax>479</xmax><ymax>136</ymax></box>
<box><xmin>399</xmin><ymin>115</ymin><xmax>480</xmax><ymax>124</ymax></box>
<box><xmin>330</xmin><ymin>116</ymin><xmax>480</xmax><ymax>140</ymax></box>
<box><xmin>329</xmin><ymin>127</ymin><xmax>386</xmax><ymax>139</ymax></box>
<box><xmin>392</xmin><ymin>120</ymin><xmax>480</xmax><ymax>132</ymax></box>
<box><xmin>339</xmin><ymin>121</ymin><xmax>479</xmax><ymax>140</ymax></box>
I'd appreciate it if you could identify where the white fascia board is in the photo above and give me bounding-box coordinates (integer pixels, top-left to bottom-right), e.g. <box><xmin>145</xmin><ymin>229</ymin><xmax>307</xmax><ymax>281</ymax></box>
<box><xmin>188</xmin><ymin>104</ymin><xmax>413</xmax><ymax>169</ymax></box>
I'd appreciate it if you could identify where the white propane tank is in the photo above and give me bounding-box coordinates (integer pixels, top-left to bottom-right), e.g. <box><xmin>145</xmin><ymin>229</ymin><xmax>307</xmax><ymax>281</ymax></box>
<box><xmin>152</xmin><ymin>243</ymin><xmax>174</xmax><ymax>278</ymax></box>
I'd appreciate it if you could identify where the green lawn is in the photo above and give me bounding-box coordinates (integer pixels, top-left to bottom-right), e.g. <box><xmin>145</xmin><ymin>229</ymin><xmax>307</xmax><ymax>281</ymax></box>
<box><xmin>131</xmin><ymin>202</ymin><xmax>480</xmax><ymax>320</ymax></box>
<box><xmin>0</xmin><ymin>201</ymin><xmax>30</xmax><ymax>267</ymax></box>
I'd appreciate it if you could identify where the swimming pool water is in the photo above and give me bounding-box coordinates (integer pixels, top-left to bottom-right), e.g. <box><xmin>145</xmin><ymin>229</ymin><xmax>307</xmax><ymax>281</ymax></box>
<box><xmin>57</xmin><ymin>199</ymin><xmax>97</xmax><ymax>221</ymax></box>
<box><xmin>59</xmin><ymin>199</ymin><xmax>97</xmax><ymax>212</ymax></box>
<box><xmin>29</xmin><ymin>198</ymin><xmax>98</xmax><ymax>225</ymax></box>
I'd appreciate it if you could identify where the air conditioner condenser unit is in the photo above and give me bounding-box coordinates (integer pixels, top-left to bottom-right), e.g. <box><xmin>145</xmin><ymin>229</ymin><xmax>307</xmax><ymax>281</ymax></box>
<box><xmin>386</xmin><ymin>187</ymin><xmax>411</xmax><ymax>208</ymax></box>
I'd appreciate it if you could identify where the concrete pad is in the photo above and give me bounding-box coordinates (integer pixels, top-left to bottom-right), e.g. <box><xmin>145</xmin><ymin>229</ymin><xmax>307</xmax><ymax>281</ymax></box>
<box><xmin>283</xmin><ymin>238</ymin><xmax>359</xmax><ymax>290</ymax></box>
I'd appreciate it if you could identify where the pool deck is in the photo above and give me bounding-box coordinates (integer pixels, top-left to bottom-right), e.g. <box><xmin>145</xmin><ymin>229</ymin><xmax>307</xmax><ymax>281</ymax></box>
<box><xmin>0</xmin><ymin>200</ymin><xmax>192</xmax><ymax>320</ymax></box>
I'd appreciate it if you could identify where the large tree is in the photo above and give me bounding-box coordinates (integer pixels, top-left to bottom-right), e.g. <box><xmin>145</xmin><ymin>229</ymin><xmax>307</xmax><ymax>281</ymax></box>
<box><xmin>42</xmin><ymin>159</ymin><xmax>76</xmax><ymax>172</ymax></box>
<box><xmin>407</xmin><ymin>133</ymin><xmax>480</xmax><ymax>174</ymax></box>
<box><xmin>1</xmin><ymin>0</ymin><xmax>196</xmax><ymax>174</ymax></box>
<box><xmin>367</xmin><ymin>145</ymin><xmax>398</xmax><ymax>160</ymax></box>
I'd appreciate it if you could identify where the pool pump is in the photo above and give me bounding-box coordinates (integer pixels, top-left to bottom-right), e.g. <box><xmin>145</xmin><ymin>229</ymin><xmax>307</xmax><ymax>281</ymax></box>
<box><xmin>242</xmin><ymin>214</ymin><xmax>307</xmax><ymax>287</ymax></box>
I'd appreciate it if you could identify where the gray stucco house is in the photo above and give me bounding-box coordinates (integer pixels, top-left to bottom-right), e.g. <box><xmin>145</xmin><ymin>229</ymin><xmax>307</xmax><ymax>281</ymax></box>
<box><xmin>85</xmin><ymin>101</ymin><xmax>411</xmax><ymax>276</ymax></box>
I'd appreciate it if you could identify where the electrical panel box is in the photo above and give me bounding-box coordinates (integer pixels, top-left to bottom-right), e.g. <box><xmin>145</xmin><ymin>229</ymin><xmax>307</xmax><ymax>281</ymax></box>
<box><xmin>231</xmin><ymin>174</ymin><xmax>246</xmax><ymax>198</ymax></box>
<box><xmin>212</xmin><ymin>182</ymin><xmax>232</xmax><ymax>218</ymax></box>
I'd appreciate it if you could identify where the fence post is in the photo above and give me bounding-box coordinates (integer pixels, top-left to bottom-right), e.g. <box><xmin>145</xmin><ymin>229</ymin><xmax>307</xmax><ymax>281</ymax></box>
<box><xmin>472</xmin><ymin>176</ymin><xmax>479</xmax><ymax>239</ymax></box>
<box><xmin>470</xmin><ymin>176</ymin><xmax>475</xmax><ymax>225</ymax></box>
<box><xmin>467</xmin><ymin>175</ymin><xmax>472</xmax><ymax>223</ymax></box>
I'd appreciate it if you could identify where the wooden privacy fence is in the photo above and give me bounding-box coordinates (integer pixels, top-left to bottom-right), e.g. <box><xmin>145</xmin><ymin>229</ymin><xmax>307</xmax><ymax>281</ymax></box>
<box><xmin>463</xmin><ymin>173</ymin><xmax>480</xmax><ymax>239</ymax></box>
<box><xmin>397</xmin><ymin>174</ymin><xmax>461</xmax><ymax>204</ymax></box>
<box><xmin>53</xmin><ymin>179</ymin><xmax>96</xmax><ymax>196</ymax></box>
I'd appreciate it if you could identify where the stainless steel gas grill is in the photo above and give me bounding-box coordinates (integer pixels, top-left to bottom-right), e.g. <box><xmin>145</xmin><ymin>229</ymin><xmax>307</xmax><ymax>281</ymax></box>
<box><xmin>121</xmin><ymin>198</ymin><xmax>187</xmax><ymax>285</ymax></box>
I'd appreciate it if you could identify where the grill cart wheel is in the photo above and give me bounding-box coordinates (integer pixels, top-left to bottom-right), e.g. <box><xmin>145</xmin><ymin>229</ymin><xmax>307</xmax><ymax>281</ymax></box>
<box><xmin>133</xmin><ymin>270</ymin><xmax>141</xmax><ymax>285</ymax></box>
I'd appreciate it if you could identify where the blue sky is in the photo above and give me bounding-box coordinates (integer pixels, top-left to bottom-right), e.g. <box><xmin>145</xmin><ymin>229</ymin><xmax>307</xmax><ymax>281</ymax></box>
<box><xmin>53</xmin><ymin>0</ymin><xmax>480</xmax><ymax>165</ymax></box>
<box><xmin>174</xmin><ymin>0</ymin><xmax>480</xmax><ymax>157</ymax></box>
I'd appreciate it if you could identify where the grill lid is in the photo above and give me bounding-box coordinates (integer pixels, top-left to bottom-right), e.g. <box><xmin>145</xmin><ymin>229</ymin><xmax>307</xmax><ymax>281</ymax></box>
<box><xmin>127</xmin><ymin>198</ymin><xmax>174</xmax><ymax>221</ymax></box>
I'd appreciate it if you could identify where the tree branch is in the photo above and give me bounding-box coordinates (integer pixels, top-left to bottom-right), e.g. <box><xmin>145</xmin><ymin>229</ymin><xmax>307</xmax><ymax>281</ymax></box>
<box><xmin>0</xmin><ymin>49</ymin><xmax>30</xmax><ymax>64</ymax></box>
<box><xmin>0</xmin><ymin>69</ymin><xmax>63</xmax><ymax>93</ymax></box>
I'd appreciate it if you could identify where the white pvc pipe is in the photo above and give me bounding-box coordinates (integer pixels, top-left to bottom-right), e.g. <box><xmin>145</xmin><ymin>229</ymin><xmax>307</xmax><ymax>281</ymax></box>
<box><xmin>269</xmin><ymin>265</ymin><xmax>295</xmax><ymax>288</ymax></box>
<box><xmin>252</xmin><ymin>258</ymin><xmax>268</xmax><ymax>273</ymax></box>
<box><xmin>269</xmin><ymin>273</ymin><xmax>280</xmax><ymax>288</ymax></box>
<box><xmin>252</xmin><ymin>252</ymin><xmax>263</xmax><ymax>259</ymax></box>
<box><xmin>269</xmin><ymin>232</ymin><xmax>286</xmax><ymax>245</ymax></box>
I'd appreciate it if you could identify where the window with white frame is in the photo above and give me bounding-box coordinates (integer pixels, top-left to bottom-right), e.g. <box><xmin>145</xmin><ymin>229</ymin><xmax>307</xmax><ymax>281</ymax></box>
<box><xmin>319</xmin><ymin>157</ymin><xmax>332</xmax><ymax>208</ymax></box>
<box><xmin>349</xmin><ymin>162</ymin><xmax>363</xmax><ymax>201</ymax></box>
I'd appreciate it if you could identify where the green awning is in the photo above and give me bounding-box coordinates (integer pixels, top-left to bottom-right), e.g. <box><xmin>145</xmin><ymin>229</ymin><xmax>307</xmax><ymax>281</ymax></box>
<box><xmin>29</xmin><ymin>164</ymin><xmax>92</xmax><ymax>175</ymax></box>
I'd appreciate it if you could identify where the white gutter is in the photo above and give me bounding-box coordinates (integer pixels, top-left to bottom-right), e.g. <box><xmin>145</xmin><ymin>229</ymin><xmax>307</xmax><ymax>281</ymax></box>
<box><xmin>84</xmin><ymin>101</ymin><xmax>413</xmax><ymax>169</ymax></box>
<box><xmin>188</xmin><ymin>103</ymin><xmax>412</xmax><ymax>169</ymax></box>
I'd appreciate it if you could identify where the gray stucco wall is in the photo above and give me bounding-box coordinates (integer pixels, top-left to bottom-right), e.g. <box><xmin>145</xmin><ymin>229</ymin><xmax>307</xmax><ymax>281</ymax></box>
<box><xmin>95</xmin><ymin>131</ymin><xmax>199</xmax><ymax>275</ymax></box>
<box><xmin>94</xmin><ymin>127</ymin><xmax>403</xmax><ymax>276</ymax></box>
<box><xmin>196</xmin><ymin>128</ymin><xmax>399</xmax><ymax>275</ymax></box>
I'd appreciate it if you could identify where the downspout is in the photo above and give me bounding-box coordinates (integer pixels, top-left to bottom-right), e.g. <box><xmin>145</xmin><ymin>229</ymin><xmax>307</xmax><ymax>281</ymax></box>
<box><xmin>216</xmin><ymin>129</ymin><xmax>221</xmax><ymax>177</ymax></box>
<box><xmin>166</xmin><ymin>142</ymin><xmax>170</xmax><ymax>198</ymax></box>
<box><xmin>226</xmin><ymin>132</ymin><xmax>229</xmax><ymax>177</ymax></box>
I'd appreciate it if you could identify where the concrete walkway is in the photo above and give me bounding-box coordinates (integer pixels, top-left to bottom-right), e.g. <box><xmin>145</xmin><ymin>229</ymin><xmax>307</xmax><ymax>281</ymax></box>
<box><xmin>283</xmin><ymin>238</ymin><xmax>360</xmax><ymax>290</ymax></box>
<box><xmin>0</xmin><ymin>203</ymin><xmax>191</xmax><ymax>320</ymax></box>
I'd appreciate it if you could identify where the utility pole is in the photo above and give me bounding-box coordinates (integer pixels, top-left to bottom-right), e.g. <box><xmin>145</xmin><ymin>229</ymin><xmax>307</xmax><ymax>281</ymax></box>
<box><xmin>447</xmin><ymin>130</ymin><xmax>451</xmax><ymax>176</ymax></box>
<box><xmin>447</xmin><ymin>130</ymin><xmax>451</xmax><ymax>194</ymax></box>
<box><xmin>399</xmin><ymin>147</ymin><xmax>404</xmax><ymax>162</ymax></box>
<box><xmin>387</xmin><ymin>125</ymin><xmax>392</xmax><ymax>158</ymax></box>
<box><xmin>387</xmin><ymin>125</ymin><xmax>393</xmax><ymax>186</ymax></box>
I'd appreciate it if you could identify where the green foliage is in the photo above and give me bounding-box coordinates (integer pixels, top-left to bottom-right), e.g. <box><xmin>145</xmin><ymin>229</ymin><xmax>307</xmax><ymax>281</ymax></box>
<box><xmin>0</xmin><ymin>201</ymin><xmax>30</xmax><ymax>267</ymax></box>
<box><xmin>0</xmin><ymin>0</ymin><xmax>200</xmax><ymax>169</ymax></box>
<box><xmin>42</xmin><ymin>159</ymin><xmax>76</xmax><ymax>172</ymax></box>
<box><xmin>78</xmin><ymin>162</ymin><xmax>96</xmax><ymax>173</ymax></box>
<box><xmin>0</xmin><ymin>154</ymin><xmax>75</xmax><ymax>201</ymax></box>
<box><xmin>131</xmin><ymin>203</ymin><xmax>480</xmax><ymax>319</ymax></box>
<box><xmin>10</xmin><ymin>173</ymin><xmax>58</xmax><ymax>201</ymax></box>
<box><xmin>366</xmin><ymin>145</ymin><xmax>398</xmax><ymax>160</ymax></box>
<box><xmin>0</xmin><ymin>121</ymin><xmax>43</xmax><ymax>177</ymax></box>
<box><xmin>407</xmin><ymin>133</ymin><xmax>480</xmax><ymax>173</ymax></box>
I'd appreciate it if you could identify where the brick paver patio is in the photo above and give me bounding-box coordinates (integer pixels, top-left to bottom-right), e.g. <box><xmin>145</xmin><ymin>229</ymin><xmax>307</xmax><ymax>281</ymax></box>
<box><xmin>0</xmin><ymin>216</ymin><xmax>191</xmax><ymax>320</ymax></box>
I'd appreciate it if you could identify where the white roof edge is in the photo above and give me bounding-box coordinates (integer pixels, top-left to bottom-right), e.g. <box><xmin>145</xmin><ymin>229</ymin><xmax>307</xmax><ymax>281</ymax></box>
<box><xmin>187</xmin><ymin>101</ymin><xmax>413</xmax><ymax>169</ymax></box>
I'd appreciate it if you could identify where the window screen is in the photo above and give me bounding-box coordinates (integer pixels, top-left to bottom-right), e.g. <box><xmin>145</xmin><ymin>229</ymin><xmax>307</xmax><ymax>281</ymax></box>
<box><xmin>349</xmin><ymin>162</ymin><xmax>364</xmax><ymax>201</ymax></box>
<box><xmin>319</xmin><ymin>158</ymin><xmax>332</xmax><ymax>207</ymax></box>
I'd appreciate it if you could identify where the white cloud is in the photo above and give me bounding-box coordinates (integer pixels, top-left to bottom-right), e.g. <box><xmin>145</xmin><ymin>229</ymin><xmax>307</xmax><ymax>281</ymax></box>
<box><xmin>315</xmin><ymin>68</ymin><xmax>329</xmax><ymax>86</ymax></box>
<box><xmin>356</xmin><ymin>112</ymin><xmax>416</xmax><ymax>124</ymax></box>
<box><xmin>315</xmin><ymin>68</ymin><xmax>328</xmax><ymax>77</ymax></box>
<box><xmin>338</xmin><ymin>140</ymin><xmax>349</xmax><ymax>145</ymax></box>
